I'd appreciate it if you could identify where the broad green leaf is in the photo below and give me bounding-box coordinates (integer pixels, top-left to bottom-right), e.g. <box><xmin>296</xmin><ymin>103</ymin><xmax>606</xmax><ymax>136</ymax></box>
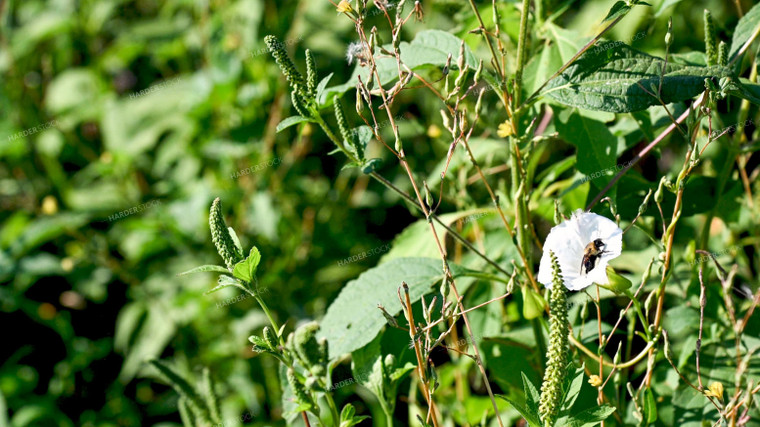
<box><xmin>544</xmin><ymin>44</ymin><xmax>733</xmax><ymax>112</ymax></box>
<box><xmin>726</xmin><ymin>79</ymin><xmax>760</xmax><ymax>105</ymax></box>
<box><xmin>324</xmin><ymin>30</ymin><xmax>479</xmax><ymax>98</ymax></box>
<box><xmin>276</xmin><ymin>115</ymin><xmax>312</xmax><ymax>133</ymax></box>
<box><xmin>320</xmin><ymin>257</ymin><xmax>472</xmax><ymax>359</ymax></box>
<box><xmin>496</xmin><ymin>395</ymin><xmax>541</xmax><ymax>427</ymax></box>
<box><xmin>233</xmin><ymin>247</ymin><xmax>261</xmax><ymax>283</ymax></box>
<box><xmin>729</xmin><ymin>2</ymin><xmax>760</xmax><ymax>64</ymax></box>
<box><xmin>554</xmin><ymin>108</ymin><xmax>618</xmax><ymax>200</ymax></box>
<box><xmin>560</xmin><ymin>364</ymin><xmax>586</xmax><ymax>413</ymax></box>
<box><xmin>380</xmin><ymin>209</ymin><xmax>496</xmax><ymax>263</ymax></box>
<box><xmin>177</xmin><ymin>264</ymin><xmax>229</xmax><ymax>276</ymax></box>
<box><xmin>521</xmin><ymin>372</ymin><xmax>541</xmax><ymax>419</ymax></box>
<box><xmin>565</xmin><ymin>404</ymin><xmax>616</xmax><ymax>426</ymax></box>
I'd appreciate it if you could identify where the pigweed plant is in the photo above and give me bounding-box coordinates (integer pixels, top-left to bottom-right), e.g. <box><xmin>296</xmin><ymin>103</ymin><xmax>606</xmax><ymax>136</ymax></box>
<box><xmin>154</xmin><ymin>1</ymin><xmax>760</xmax><ymax>426</ymax></box>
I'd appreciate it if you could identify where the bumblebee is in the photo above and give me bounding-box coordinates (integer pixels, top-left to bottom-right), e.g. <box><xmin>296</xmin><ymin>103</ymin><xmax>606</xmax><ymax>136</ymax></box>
<box><xmin>580</xmin><ymin>239</ymin><xmax>607</xmax><ymax>275</ymax></box>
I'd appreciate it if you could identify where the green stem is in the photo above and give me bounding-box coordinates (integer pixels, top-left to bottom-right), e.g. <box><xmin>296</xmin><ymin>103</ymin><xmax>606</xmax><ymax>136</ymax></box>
<box><xmin>324</xmin><ymin>391</ymin><xmax>340</xmax><ymax>427</ymax></box>
<box><xmin>314</xmin><ymin>111</ymin><xmax>513</xmax><ymax>278</ymax></box>
<box><xmin>514</xmin><ymin>0</ymin><xmax>531</xmax><ymax>107</ymax></box>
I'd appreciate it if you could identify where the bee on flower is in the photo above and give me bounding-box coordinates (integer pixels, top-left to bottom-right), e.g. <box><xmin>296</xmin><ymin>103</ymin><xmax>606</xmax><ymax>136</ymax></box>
<box><xmin>537</xmin><ymin>210</ymin><xmax>623</xmax><ymax>291</ymax></box>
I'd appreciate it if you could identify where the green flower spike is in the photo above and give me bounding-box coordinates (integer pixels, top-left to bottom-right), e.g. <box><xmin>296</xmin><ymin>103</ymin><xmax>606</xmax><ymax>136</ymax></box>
<box><xmin>718</xmin><ymin>41</ymin><xmax>728</xmax><ymax>66</ymax></box>
<box><xmin>538</xmin><ymin>251</ymin><xmax>570</xmax><ymax>427</ymax></box>
<box><xmin>209</xmin><ymin>198</ymin><xmax>243</xmax><ymax>270</ymax></box>
<box><xmin>305</xmin><ymin>49</ymin><xmax>317</xmax><ymax>97</ymax></box>
<box><xmin>265</xmin><ymin>35</ymin><xmax>306</xmax><ymax>89</ymax></box>
<box><xmin>704</xmin><ymin>10</ymin><xmax>717</xmax><ymax>66</ymax></box>
<box><xmin>293</xmin><ymin>322</ymin><xmax>326</xmax><ymax>377</ymax></box>
<box><xmin>291</xmin><ymin>90</ymin><xmax>310</xmax><ymax>118</ymax></box>
<box><xmin>287</xmin><ymin>367</ymin><xmax>313</xmax><ymax>408</ymax></box>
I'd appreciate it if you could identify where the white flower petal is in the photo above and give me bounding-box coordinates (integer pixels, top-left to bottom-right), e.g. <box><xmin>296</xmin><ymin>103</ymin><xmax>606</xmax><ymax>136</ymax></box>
<box><xmin>538</xmin><ymin>210</ymin><xmax>623</xmax><ymax>291</ymax></box>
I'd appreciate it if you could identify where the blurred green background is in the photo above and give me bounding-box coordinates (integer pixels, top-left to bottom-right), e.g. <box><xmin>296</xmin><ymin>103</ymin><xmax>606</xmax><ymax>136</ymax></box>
<box><xmin>0</xmin><ymin>0</ymin><xmax>757</xmax><ymax>426</ymax></box>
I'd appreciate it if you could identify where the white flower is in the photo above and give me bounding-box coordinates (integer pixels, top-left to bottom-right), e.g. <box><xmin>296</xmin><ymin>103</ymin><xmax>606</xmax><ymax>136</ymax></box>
<box><xmin>346</xmin><ymin>42</ymin><xmax>364</xmax><ymax>65</ymax></box>
<box><xmin>537</xmin><ymin>210</ymin><xmax>623</xmax><ymax>291</ymax></box>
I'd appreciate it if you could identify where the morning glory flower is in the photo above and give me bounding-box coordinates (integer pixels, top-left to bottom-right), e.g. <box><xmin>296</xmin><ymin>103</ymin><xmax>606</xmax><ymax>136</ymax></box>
<box><xmin>537</xmin><ymin>210</ymin><xmax>623</xmax><ymax>291</ymax></box>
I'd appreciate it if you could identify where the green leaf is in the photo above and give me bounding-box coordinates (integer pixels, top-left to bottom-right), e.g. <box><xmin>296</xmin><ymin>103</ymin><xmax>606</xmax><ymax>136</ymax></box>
<box><xmin>496</xmin><ymin>395</ymin><xmax>541</xmax><ymax>427</ymax></box>
<box><xmin>276</xmin><ymin>115</ymin><xmax>312</xmax><ymax>133</ymax></box>
<box><xmin>361</xmin><ymin>158</ymin><xmax>382</xmax><ymax>174</ymax></box>
<box><xmin>204</xmin><ymin>274</ymin><xmax>248</xmax><ymax>295</ymax></box>
<box><xmin>602</xmin><ymin>1</ymin><xmax>630</xmax><ymax>23</ymax></box>
<box><xmin>560</xmin><ymin>364</ymin><xmax>586</xmax><ymax>413</ymax></box>
<box><xmin>544</xmin><ymin>43</ymin><xmax>733</xmax><ymax>112</ymax></box>
<box><xmin>643</xmin><ymin>387</ymin><xmax>658</xmax><ymax>423</ymax></box>
<box><xmin>347</xmin><ymin>125</ymin><xmax>372</xmax><ymax>161</ymax></box>
<box><xmin>232</xmin><ymin>247</ymin><xmax>261</xmax><ymax>282</ymax></box>
<box><xmin>176</xmin><ymin>264</ymin><xmax>229</xmax><ymax>276</ymax></box>
<box><xmin>565</xmin><ymin>404</ymin><xmax>616</xmax><ymax>426</ymax></box>
<box><xmin>654</xmin><ymin>0</ymin><xmax>685</xmax><ymax>17</ymax></box>
<box><xmin>228</xmin><ymin>227</ymin><xmax>244</xmax><ymax>259</ymax></box>
<box><xmin>521</xmin><ymin>372</ymin><xmax>541</xmax><ymax>419</ymax></box>
<box><xmin>149</xmin><ymin>359</ymin><xmax>210</xmax><ymax>422</ymax></box>
<box><xmin>324</xmin><ymin>30</ymin><xmax>479</xmax><ymax>99</ymax></box>
<box><xmin>315</xmin><ymin>72</ymin><xmax>334</xmax><ymax>105</ymax></box>
<box><xmin>339</xmin><ymin>403</ymin><xmax>369</xmax><ymax>427</ymax></box>
<box><xmin>554</xmin><ymin>108</ymin><xmax>618</xmax><ymax>198</ymax></box>
<box><xmin>726</xmin><ymin>79</ymin><xmax>760</xmax><ymax>105</ymax></box>
<box><xmin>320</xmin><ymin>257</ymin><xmax>474</xmax><ymax>359</ymax></box>
<box><xmin>729</xmin><ymin>2</ymin><xmax>760</xmax><ymax>64</ymax></box>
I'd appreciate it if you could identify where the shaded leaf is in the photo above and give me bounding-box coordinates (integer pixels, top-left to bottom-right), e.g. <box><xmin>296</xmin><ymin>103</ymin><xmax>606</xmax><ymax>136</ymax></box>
<box><xmin>544</xmin><ymin>44</ymin><xmax>732</xmax><ymax>112</ymax></box>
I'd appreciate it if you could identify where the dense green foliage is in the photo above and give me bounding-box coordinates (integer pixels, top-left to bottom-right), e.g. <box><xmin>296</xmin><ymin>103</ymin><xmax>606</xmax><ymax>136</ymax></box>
<box><xmin>1</xmin><ymin>0</ymin><xmax>759</xmax><ymax>426</ymax></box>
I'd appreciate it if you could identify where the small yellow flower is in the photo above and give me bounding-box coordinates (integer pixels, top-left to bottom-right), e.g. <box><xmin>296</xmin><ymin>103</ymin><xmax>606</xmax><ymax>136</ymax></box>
<box><xmin>588</xmin><ymin>375</ymin><xmax>603</xmax><ymax>387</ymax></box>
<box><xmin>336</xmin><ymin>0</ymin><xmax>353</xmax><ymax>13</ymax></box>
<box><xmin>427</xmin><ymin>124</ymin><xmax>441</xmax><ymax>139</ymax></box>
<box><xmin>704</xmin><ymin>381</ymin><xmax>724</xmax><ymax>400</ymax></box>
<box><xmin>41</xmin><ymin>195</ymin><xmax>58</xmax><ymax>215</ymax></box>
<box><xmin>497</xmin><ymin>120</ymin><xmax>513</xmax><ymax>138</ymax></box>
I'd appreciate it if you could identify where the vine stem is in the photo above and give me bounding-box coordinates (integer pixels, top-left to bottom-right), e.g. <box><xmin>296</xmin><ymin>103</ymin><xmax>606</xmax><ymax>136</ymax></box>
<box><xmin>401</xmin><ymin>283</ymin><xmax>441</xmax><ymax>427</ymax></box>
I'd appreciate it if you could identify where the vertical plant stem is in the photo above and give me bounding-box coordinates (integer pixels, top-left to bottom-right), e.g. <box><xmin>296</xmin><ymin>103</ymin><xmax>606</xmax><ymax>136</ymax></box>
<box><xmin>402</xmin><ymin>283</ymin><xmax>441</xmax><ymax>427</ymax></box>
<box><xmin>514</xmin><ymin>0</ymin><xmax>531</xmax><ymax>107</ymax></box>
